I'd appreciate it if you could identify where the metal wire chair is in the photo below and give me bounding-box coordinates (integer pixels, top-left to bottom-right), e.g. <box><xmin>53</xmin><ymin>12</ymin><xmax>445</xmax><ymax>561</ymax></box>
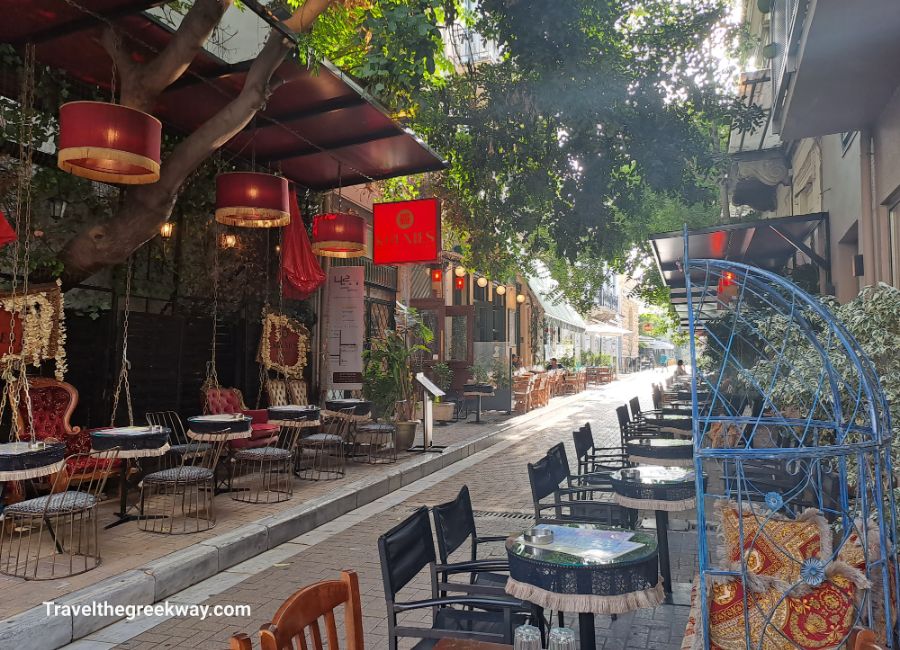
<box><xmin>684</xmin><ymin>251</ymin><xmax>899</xmax><ymax>648</ymax></box>
<box><xmin>296</xmin><ymin>408</ymin><xmax>352</xmax><ymax>480</ymax></box>
<box><xmin>146</xmin><ymin>410</ymin><xmax>212</xmax><ymax>470</ymax></box>
<box><xmin>138</xmin><ymin>431</ymin><xmax>229</xmax><ymax>534</ymax></box>
<box><xmin>231</xmin><ymin>423</ymin><xmax>305</xmax><ymax>503</ymax></box>
<box><xmin>0</xmin><ymin>448</ymin><xmax>119</xmax><ymax>580</ymax></box>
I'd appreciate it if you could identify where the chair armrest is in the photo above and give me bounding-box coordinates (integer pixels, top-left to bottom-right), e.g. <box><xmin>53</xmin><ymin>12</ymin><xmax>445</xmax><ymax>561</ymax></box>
<box><xmin>476</xmin><ymin>535</ymin><xmax>509</xmax><ymax>544</ymax></box>
<box><xmin>394</xmin><ymin>595</ymin><xmax>523</xmax><ymax>613</ymax></box>
<box><xmin>556</xmin><ymin>486</ymin><xmax>611</xmax><ymax>496</ymax></box>
<box><xmin>435</xmin><ymin>560</ymin><xmax>509</xmax><ymax>573</ymax></box>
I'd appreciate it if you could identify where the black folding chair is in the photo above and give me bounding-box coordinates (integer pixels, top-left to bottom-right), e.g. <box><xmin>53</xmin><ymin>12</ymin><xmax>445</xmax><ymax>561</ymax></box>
<box><xmin>616</xmin><ymin>405</ymin><xmax>671</xmax><ymax>447</ymax></box>
<box><xmin>378</xmin><ymin>507</ymin><xmax>521</xmax><ymax>650</ymax></box>
<box><xmin>432</xmin><ymin>486</ymin><xmax>510</xmax><ymax>596</ymax></box>
<box><xmin>528</xmin><ymin>448</ymin><xmax>630</xmax><ymax>527</ymax></box>
<box><xmin>572</xmin><ymin>423</ymin><xmax>627</xmax><ymax>475</ymax></box>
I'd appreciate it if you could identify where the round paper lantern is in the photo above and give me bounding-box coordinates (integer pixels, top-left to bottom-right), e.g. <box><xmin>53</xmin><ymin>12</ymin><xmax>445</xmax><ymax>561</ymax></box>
<box><xmin>215</xmin><ymin>172</ymin><xmax>290</xmax><ymax>228</ymax></box>
<box><xmin>454</xmin><ymin>265</ymin><xmax>467</xmax><ymax>277</ymax></box>
<box><xmin>516</xmin><ymin>293</ymin><xmax>525</xmax><ymax>304</ymax></box>
<box><xmin>311</xmin><ymin>212</ymin><xmax>366</xmax><ymax>258</ymax></box>
<box><xmin>58</xmin><ymin>101</ymin><xmax>161</xmax><ymax>184</ymax></box>
<box><xmin>476</xmin><ymin>276</ymin><xmax>488</xmax><ymax>288</ymax></box>
<box><xmin>496</xmin><ymin>285</ymin><xmax>506</xmax><ymax>295</ymax></box>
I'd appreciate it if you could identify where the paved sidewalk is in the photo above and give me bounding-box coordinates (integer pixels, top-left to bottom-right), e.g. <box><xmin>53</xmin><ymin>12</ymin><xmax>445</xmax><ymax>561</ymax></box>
<box><xmin>63</xmin><ymin>371</ymin><xmax>697</xmax><ymax>650</ymax></box>
<box><xmin>0</xmin><ymin>402</ymin><xmax>523</xmax><ymax>623</ymax></box>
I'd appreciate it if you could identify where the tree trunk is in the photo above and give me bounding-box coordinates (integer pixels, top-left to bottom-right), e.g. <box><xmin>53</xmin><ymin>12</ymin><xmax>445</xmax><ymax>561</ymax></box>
<box><xmin>57</xmin><ymin>0</ymin><xmax>338</xmax><ymax>287</ymax></box>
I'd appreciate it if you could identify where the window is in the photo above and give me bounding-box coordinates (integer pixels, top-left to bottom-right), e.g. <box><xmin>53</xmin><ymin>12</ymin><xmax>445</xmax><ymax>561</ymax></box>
<box><xmin>841</xmin><ymin>131</ymin><xmax>857</xmax><ymax>154</ymax></box>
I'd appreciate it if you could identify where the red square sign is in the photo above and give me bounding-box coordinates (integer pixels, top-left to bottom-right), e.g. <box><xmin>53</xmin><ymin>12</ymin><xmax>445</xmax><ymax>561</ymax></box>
<box><xmin>373</xmin><ymin>198</ymin><xmax>441</xmax><ymax>265</ymax></box>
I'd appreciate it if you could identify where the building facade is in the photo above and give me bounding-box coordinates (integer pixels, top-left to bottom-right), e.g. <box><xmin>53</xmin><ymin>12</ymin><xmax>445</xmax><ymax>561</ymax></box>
<box><xmin>732</xmin><ymin>0</ymin><xmax>900</xmax><ymax>301</ymax></box>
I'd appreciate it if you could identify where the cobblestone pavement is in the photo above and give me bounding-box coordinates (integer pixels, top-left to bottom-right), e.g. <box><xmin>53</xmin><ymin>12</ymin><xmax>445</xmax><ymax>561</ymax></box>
<box><xmin>68</xmin><ymin>371</ymin><xmax>697</xmax><ymax>650</ymax></box>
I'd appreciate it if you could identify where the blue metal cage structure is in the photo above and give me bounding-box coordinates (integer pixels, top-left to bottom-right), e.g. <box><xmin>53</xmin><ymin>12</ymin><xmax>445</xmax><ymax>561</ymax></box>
<box><xmin>685</xmin><ymin>249</ymin><xmax>899</xmax><ymax>648</ymax></box>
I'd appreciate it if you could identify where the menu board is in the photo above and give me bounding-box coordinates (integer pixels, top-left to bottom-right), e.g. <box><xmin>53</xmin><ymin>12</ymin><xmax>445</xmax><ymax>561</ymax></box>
<box><xmin>325</xmin><ymin>266</ymin><xmax>364</xmax><ymax>390</ymax></box>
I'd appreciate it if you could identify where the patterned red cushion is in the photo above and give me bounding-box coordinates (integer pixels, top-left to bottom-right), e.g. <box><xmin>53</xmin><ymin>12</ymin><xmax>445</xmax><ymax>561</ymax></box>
<box><xmin>682</xmin><ymin>574</ymin><xmax>859</xmax><ymax>650</ymax></box>
<box><xmin>721</xmin><ymin>504</ymin><xmax>826</xmax><ymax>585</ymax></box>
<box><xmin>67</xmin><ymin>455</ymin><xmax>121</xmax><ymax>474</ymax></box>
<box><xmin>206</xmin><ymin>388</ymin><xmax>244</xmax><ymax>414</ymax></box>
<box><xmin>18</xmin><ymin>384</ymin><xmax>74</xmax><ymax>441</ymax></box>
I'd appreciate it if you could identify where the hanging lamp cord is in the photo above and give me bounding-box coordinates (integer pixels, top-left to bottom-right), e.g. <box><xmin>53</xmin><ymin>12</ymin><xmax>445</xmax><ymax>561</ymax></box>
<box><xmin>110</xmin><ymin>257</ymin><xmax>135</xmax><ymax>426</ymax></box>
<box><xmin>204</xmin><ymin>221</ymin><xmax>221</xmax><ymax>391</ymax></box>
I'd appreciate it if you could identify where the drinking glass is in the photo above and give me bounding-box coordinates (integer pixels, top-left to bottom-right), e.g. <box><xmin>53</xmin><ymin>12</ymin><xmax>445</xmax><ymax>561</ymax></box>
<box><xmin>548</xmin><ymin>626</ymin><xmax>577</xmax><ymax>650</ymax></box>
<box><xmin>514</xmin><ymin>624</ymin><xmax>541</xmax><ymax>650</ymax></box>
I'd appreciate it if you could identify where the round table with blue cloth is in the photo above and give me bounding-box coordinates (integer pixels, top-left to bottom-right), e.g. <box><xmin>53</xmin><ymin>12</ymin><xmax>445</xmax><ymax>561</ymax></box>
<box><xmin>0</xmin><ymin>441</ymin><xmax>66</xmax><ymax>481</ymax></box>
<box><xmin>609</xmin><ymin>466</ymin><xmax>698</xmax><ymax>601</ymax></box>
<box><xmin>505</xmin><ymin>523</ymin><xmax>662</xmax><ymax>650</ymax></box>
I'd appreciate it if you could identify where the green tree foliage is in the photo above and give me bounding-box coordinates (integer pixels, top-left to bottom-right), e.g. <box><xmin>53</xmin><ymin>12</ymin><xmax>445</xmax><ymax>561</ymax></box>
<box><xmin>387</xmin><ymin>0</ymin><xmax>743</xmax><ymax>312</ymax></box>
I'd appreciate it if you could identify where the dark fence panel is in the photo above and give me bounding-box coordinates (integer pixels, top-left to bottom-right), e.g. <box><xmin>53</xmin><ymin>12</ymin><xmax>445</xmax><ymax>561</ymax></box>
<box><xmin>63</xmin><ymin>309</ymin><xmax>261</xmax><ymax>428</ymax></box>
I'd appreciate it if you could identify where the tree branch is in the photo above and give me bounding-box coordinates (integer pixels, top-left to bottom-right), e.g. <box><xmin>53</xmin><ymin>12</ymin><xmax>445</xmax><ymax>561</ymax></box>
<box><xmin>100</xmin><ymin>0</ymin><xmax>233</xmax><ymax>111</ymax></box>
<box><xmin>158</xmin><ymin>0</ymin><xmax>337</xmax><ymax>194</ymax></box>
<box><xmin>140</xmin><ymin>0</ymin><xmax>233</xmax><ymax>100</ymax></box>
<box><xmin>59</xmin><ymin>0</ymin><xmax>340</xmax><ymax>285</ymax></box>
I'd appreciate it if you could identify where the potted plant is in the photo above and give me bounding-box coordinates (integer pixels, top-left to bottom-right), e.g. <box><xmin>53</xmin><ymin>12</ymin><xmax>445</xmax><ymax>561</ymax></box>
<box><xmin>481</xmin><ymin>354</ymin><xmax>513</xmax><ymax>412</ymax></box>
<box><xmin>362</xmin><ymin>310</ymin><xmax>433</xmax><ymax>449</ymax></box>
<box><xmin>464</xmin><ymin>363</ymin><xmax>493</xmax><ymax>394</ymax></box>
<box><xmin>431</xmin><ymin>362</ymin><xmax>455</xmax><ymax>422</ymax></box>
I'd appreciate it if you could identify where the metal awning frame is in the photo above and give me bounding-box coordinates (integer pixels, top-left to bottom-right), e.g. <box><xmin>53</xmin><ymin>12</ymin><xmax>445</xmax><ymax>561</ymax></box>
<box><xmin>649</xmin><ymin>213</ymin><xmax>830</xmax><ymax>326</ymax></box>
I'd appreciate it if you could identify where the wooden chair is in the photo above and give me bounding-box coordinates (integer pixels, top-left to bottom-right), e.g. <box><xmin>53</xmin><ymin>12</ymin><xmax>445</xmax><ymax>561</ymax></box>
<box><xmin>512</xmin><ymin>375</ymin><xmax>534</xmax><ymax>413</ymax></box>
<box><xmin>848</xmin><ymin>628</ymin><xmax>883</xmax><ymax>650</ymax></box>
<box><xmin>230</xmin><ymin>570</ymin><xmax>364</xmax><ymax>650</ymax></box>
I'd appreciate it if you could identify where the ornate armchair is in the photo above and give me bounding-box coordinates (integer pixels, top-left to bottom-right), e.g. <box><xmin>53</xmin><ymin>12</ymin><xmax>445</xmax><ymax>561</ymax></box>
<box><xmin>203</xmin><ymin>386</ymin><xmax>279</xmax><ymax>450</ymax></box>
<box><xmin>266</xmin><ymin>377</ymin><xmax>308</xmax><ymax>407</ymax></box>
<box><xmin>12</xmin><ymin>377</ymin><xmax>118</xmax><ymax>482</ymax></box>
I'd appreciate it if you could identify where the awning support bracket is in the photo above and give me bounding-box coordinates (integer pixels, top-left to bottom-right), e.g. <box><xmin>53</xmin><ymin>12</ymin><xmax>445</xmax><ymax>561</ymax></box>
<box><xmin>768</xmin><ymin>225</ymin><xmax>828</xmax><ymax>271</ymax></box>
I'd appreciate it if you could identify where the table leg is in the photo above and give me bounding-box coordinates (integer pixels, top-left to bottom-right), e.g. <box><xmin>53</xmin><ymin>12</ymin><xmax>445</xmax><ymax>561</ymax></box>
<box><xmin>105</xmin><ymin>458</ymin><xmax>167</xmax><ymax>529</ymax></box>
<box><xmin>655</xmin><ymin>509</ymin><xmax>672</xmax><ymax>597</ymax></box>
<box><xmin>578</xmin><ymin>612</ymin><xmax>596</xmax><ymax>650</ymax></box>
<box><xmin>117</xmin><ymin>462</ymin><xmax>128</xmax><ymax>518</ymax></box>
<box><xmin>473</xmin><ymin>395</ymin><xmax>485</xmax><ymax>424</ymax></box>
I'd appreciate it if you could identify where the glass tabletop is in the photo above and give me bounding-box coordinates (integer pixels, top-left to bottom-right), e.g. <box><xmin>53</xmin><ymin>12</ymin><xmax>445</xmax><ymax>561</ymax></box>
<box><xmin>0</xmin><ymin>441</ymin><xmax>64</xmax><ymax>455</ymax></box>
<box><xmin>91</xmin><ymin>426</ymin><xmax>170</xmax><ymax>437</ymax></box>
<box><xmin>610</xmin><ymin>465</ymin><xmax>694</xmax><ymax>485</ymax></box>
<box><xmin>506</xmin><ymin>524</ymin><xmax>657</xmax><ymax>567</ymax></box>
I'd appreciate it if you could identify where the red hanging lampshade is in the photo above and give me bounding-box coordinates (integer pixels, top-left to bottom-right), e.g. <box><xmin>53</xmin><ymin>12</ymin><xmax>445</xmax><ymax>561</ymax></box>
<box><xmin>57</xmin><ymin>101</ymin><xmax>161</xmax><ymax>185</ymax></box>
<box><xmin>311</xmin><ymin>212</ymin><xmax>366</xmax><ymax>258</ymax></box>
<box><xmin>215</xmin><ymin>172</ymin><xmax>290</xmax><ymax>228</ymax></box>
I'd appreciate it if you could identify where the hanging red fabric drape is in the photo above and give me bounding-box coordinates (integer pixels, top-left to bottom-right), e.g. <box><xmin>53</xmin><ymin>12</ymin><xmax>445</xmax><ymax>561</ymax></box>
<box><xmin>281</xmin><ymin>190</ymin><xmax>325</xmax><ymax>300</ymax></box>
<box><xmin>0</xmin><ymin>210</ymin><xmax>16</xmax><ymax>249</ymax></box>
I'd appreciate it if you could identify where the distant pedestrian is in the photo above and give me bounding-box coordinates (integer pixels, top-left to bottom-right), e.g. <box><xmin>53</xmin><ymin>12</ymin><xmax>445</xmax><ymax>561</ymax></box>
<box><xmin>658</xmin><ymin>353</ymin><xmax>668</xmax><ymax>373</ymax></box>
<box><xmin>675</xmin><ymin>359</ymin><xmax>687</xmax><ymax>376</ymax></box>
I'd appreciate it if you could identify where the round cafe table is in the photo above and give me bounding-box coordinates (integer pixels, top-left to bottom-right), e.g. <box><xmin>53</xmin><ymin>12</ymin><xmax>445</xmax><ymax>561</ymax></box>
<box><xmin>0</xmin><ymin>441</ymin><xmax>66</xmax><ymax>482</ymax></box>
<box><xmin>505</xmin><ymin>523</ymin><xmax>662</xmax><ymax>650</ymax></box>
<box><xmin>186</xmin><ymin>414</ymin><xmax>252</xmax><ymax>494</ymax></box>
<box><xmin>90</xmin><ymin>425</ymin><xmax>170</xmax><ymax>528</ymax></box>
<box><xmin>626</xmin><ymin>437</ymin><xmax>693</xmax><ymax>467</ymax></box>
<box><xmin>266</xmin><ymin>405</ymin><xmax>321</xmax><ymax>428</ymax></box>
<box><xmin>609</xmin><ymin>466</ymin><xmax>697</xmax><ymax>602</ymax></box>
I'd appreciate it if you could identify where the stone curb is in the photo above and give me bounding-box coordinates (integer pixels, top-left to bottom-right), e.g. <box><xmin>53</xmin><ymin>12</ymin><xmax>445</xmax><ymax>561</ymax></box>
<box><xmin>1</xmin><ymin>393</ymin><xmax>583</xmax><ymax>650</ymax></box>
